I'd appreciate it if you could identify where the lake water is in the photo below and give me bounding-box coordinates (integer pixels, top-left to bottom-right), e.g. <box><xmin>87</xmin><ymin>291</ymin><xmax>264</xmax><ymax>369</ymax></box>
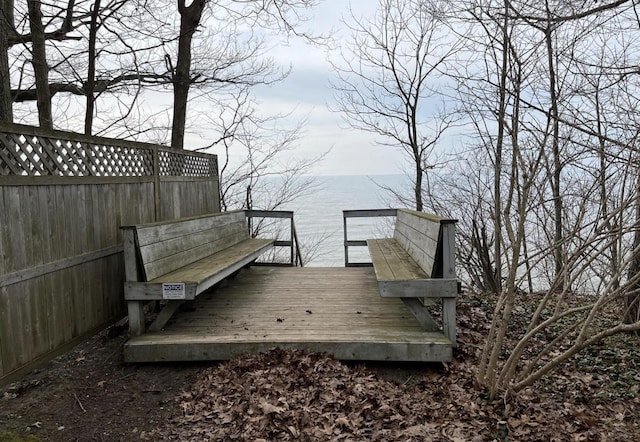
<box><xmin>279</xmin><ymin>174</ymin><xmax>411</xmax><ymax>266</ymax></box>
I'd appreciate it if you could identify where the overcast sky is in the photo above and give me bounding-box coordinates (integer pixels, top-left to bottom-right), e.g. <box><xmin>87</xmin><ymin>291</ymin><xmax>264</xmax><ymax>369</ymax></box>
<box><xmin>249</xmin><ymin>0</ymin><xmax>407</xmax><ymax>176</ymax></box>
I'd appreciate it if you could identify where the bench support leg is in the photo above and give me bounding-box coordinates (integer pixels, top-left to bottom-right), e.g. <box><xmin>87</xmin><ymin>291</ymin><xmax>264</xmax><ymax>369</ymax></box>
<box><xmin>401</xmin><ymin>298</ymin><xmax>440</xmax><ymax>332</ymax></box>
<box><xmin>442</xmin><ymin>298</ymin><xmax>457</xmax><ymax>347</ymax></box>
<box><xmin>148</xmin><ymin>301</ymin><xmax>185</xmax><ymax>332</ymax></box>
<box><xmin>128</xmin><ymin>301</ymin><xmax>145</xmax><ymax>336</ymax></box>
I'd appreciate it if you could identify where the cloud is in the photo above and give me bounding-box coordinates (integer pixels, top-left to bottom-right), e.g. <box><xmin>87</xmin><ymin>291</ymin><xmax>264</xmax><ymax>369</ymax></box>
<box><xmin>239</xmin><ymin>1</ymin><xmax>406</xmax><ymax>176</ymax></box>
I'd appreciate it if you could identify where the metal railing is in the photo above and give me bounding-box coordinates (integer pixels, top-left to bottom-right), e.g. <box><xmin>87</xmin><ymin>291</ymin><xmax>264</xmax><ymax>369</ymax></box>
<box><xmin>342</xmin><ymin>208</ymin><xmax>397</xmax><ymax>267</ymax></box>
<box><xmin>246</xmin><ymin>210</ymin><xmax>303</xmax><ymax>267</ymax></box>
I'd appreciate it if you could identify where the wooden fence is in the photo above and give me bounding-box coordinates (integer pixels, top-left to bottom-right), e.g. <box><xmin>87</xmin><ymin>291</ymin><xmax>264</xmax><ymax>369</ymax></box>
<box><xmin>0</xmin><ymin>123</ymin><xmax>219</xmax><ymax>385</ymax></box>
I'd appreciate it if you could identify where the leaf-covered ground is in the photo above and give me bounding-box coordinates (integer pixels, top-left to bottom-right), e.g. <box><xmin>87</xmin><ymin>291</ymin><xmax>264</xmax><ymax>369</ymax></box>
<box><xmin>1</xmin><ymin>293</ymin><xmax>639</xmax><ymax>441</ymax></box>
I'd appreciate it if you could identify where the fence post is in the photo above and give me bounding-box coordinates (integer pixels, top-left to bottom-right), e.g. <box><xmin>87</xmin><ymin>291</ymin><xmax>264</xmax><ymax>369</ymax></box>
<box><xmin>153</xmin><ymin>147</ymin><xmax>161</xmax><ymax>222</ymax></box>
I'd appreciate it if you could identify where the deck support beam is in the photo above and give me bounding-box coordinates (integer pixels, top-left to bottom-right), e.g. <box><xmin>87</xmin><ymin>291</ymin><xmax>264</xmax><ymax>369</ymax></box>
<box><xmin>401</xmin><ymin>298</ymin><xmax>439</xmax><ymax>332</ymax></box>
<box><xmin>148</xmin><ymin>300</ymin><xmax>185</xmax><ymax>332</ymax></box>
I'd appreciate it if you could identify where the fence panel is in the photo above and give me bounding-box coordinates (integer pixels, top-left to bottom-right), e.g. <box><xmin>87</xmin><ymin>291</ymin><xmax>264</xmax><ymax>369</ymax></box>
<box><xmin>0</xmin><ymin>123</ymin><xmax>219</xmax><ymax>385</ymax></box>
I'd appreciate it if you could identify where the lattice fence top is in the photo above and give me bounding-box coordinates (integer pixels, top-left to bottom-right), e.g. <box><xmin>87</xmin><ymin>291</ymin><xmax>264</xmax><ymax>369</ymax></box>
<box><xmin>158</xmin><ymin>150</ymin><xmax>218</xmax><ymax>177</ymax></box>
<box><xmin>0</xmin><ymin>129</ymin><xmax>217</xmax><ymax>178</ymax></box>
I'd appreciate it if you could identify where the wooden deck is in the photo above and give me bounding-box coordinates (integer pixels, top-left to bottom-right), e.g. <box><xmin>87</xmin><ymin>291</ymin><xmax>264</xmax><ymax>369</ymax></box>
<box><xmin>124</xmin><ymin>267</ymin><xmax>453</xmax><ymax>363</ymax></box>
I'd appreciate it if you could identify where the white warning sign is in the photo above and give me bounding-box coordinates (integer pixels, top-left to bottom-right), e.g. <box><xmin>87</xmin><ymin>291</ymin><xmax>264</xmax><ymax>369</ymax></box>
<box><xmin>162</xmin><ymin>283</ymin><xmax>186</xmax><ymax>300</ymax></box>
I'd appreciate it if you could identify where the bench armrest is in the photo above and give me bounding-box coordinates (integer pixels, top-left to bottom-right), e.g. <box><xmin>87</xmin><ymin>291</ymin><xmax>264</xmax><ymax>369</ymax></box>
<box><xmin>377</xmin><ymin>278</ymin><xmax>458</xmax><ymax>298</ymax></box>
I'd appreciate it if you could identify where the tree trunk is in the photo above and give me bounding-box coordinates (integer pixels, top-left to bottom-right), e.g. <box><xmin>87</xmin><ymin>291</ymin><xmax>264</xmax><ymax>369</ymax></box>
<box><xmin>545</xmin><ymin>4</ymin><xmax>564</xmax><ymax>286</ymax></box>
<box><xmin>84</xmin><ymin>0</ymin><xmax>101</xmax><ymax>135</ymax></box>
<box><xmin>171</xmin><ymin>0</ymin><xmax>206</xmax><ymax>149</ymax></box>
<box><xmin>0</xmin><ymin>0</ymin><xmax>13</xmax><ymax>122</ymax></box>
<box><xmin>27</xmin><ymin>0</ymin><xmax>52</xmax><ymax>129</ymax></box>
<box><xmin>625</xmin><ymin>169</ymin><xmax>640</xmax><ymax>325</ymax></box>
<box><xmin>477</xmin><ymin>0</ymin><xmax>511</xmax><ymax>398</ymax></box>
<box><xmin>414</xmin><ymin>162</ymin><xmax>423</xmax><ymax>212</ymax></box>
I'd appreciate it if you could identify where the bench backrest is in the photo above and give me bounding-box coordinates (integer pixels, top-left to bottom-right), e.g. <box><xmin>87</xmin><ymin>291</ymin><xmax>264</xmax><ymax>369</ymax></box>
<box><xmin>393</xmin><ymin>209</ymin><xmax>456</xmax><ymax>278</ymax></box>
<box><xmin>131</xmin><ymin>211</ymin><xmax>249</xmax><ymax>281</ymax></box>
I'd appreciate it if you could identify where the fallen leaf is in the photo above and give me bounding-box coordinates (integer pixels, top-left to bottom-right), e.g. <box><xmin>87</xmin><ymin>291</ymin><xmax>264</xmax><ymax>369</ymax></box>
<box><xmin>259</xmin><ymin>400</ymin><xmax>284</xmax><ymax>415</ymax></box>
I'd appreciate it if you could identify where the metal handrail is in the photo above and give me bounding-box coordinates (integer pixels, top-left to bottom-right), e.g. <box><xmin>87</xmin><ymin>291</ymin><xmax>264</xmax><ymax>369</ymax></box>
<box><xmin>342</xmin><ymin>209</ymin><xmax>398</xmax><ymax>267</ymax></box>
<box><xmin>245</xmin><ymin>210</ymin><xmax>303</xmax><ymax>267</ymax></box>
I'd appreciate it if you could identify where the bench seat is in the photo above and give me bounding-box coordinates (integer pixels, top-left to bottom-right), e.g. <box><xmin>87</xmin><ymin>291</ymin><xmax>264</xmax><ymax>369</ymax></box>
<box><xmin>122</xmin><ymin>211</ymin><xmax>276</xmax><ymax>335</ymax></box>
<box><xmin>124</xmin><ymin>237</ymin><xmax>275</xmax><ymax>301</ymax></box>
<box><xmin>362</xmin><ymin>209</ymin><xmax>458</xmax><ymax>345</ymax></box>
<box><xmin>367</xmin><ymin>238</ymin><xmax>458</xmax><ymax>298</ymax></box>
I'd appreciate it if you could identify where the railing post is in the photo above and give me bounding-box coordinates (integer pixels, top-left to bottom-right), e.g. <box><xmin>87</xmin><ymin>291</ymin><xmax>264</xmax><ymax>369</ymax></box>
<box><xmin>292</xmin><ymin>223</ymin><xmax>303</xmax><ymax>267</ymax></box>
<box><xmin>290</xmin><ymin>216</ymin><xmax>294</xmax><ymax>265</ymax></box>
<box><xmin>342</xmin><ymin>209</ymin><xmax>397</xmax><ymax>267</ymax></box>
<box><xmin>440</xmin><ymin>221</ymin><xmax>457</xmax><ymax>346</ymax></box>
<box><xmin>244</xmin><ymin>210</ymin><xmax>301</xmax><ymax>266</ymax></box>
<box><xmin>123</xmin><ymin>227</ymin><xmax>145</xmax><ymax>336</ymax></box>
<box><xmin>343</xmin><ymin>213</ymin><xmax>349</xmax><ymax>267</ymax></box>
<box><xmin>153</xmin><ymin>147</ymin><xmax>161</xmax><ymax>222</ymax></box>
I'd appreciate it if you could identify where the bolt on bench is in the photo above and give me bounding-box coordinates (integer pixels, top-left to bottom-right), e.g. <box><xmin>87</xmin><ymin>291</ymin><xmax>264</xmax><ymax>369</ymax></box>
<box><xmin>343</xmin><ymin>208</ymin><xmax>459</xmax><ymax>345</ymax></box>
<box><xmin>121</xmin><ymin>210</ymin><xmax>277</xmax><ymax>336</ymax></box>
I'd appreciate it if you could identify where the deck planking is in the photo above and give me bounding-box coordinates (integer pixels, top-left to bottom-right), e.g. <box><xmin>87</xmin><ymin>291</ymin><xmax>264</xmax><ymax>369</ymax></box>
<box><xmin>124</xmin><ymin>267</ymin><xmax>453</xmax><ymax>363</ymax></box>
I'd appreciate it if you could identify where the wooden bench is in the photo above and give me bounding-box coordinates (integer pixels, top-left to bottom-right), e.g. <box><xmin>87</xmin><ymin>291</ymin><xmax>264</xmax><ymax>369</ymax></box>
<box><xmin>366</xmin><ymin>209</ymin><xmax>458</xmax><ymax>345</ymax></box>
<box><xmin>121</xmin><ymin>210</ymin><xmax>275</xmax><ymax>336</ymax></box>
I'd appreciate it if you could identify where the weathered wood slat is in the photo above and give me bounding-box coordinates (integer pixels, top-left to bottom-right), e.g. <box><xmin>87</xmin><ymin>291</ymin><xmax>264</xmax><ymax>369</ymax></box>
<box><xmin>139</xmin><ymin>221</ymin><xmax>247</xmax><ymax>280</ymax></box>
<box><xmin>440</xmin><ymin>223</ymin><xmax>456</xmax><ymax>278</ymax></box>
<box><xmin>23</xmin><ymin>187</ymin><xmax>36</xmax><ymax>269</ymax></box>
<box><xmin>38</xmin><ymin>186</ymin><xmax>54</xmax><ymax>265</ymax></box>
<box><xmin>366</xmin><ymin>239</ymin><xmax>394</xmax><ymax>279</ymax></box>
<box><xmin>124</xmin><ymin>282</ymin><xmax>199</xmax><ymax>301</ymax></box>
<box><xmin>142</xmin><ymin>229</ymin><xmax>248</xmax><ymax>281</ymax></box>
<box><xmin>0</xmin><ymin>245</ymin><xmax>123</xmax><ymax>289</ymax></box>
<box><xmin>367</xmin><ymin>239</ymin><xmax>456</xmax><ymax>298</ymax></box>
<box><xmin>125</xmin><ymin>340</ymin><xmax>452</xmax><ymax>364</ymax></box>
<box><xmin>5</xmin><ymin>186</ymin><xmax>26</xmax><ymax>272</ymax></box>
<box><xmin>0</xmin><ymin>287</ymin><xmax>11</xmax><ymax>374</ymax></box>
<box><xmin>48</xmin><ymin>270</ymin><xmax>68</xmax><ymax>348</ymax></box>
<box><xmin>397</xmin><ymin>209</ymin><xmax>455</xmax><ymax>224</ymax></box>
<box><xmin>367</xmin><ymin>238</ymin><xmax>425</xmax><ymax>281</ymax></box>
<box><xmin>0</xmin><ymin>188</ymin><xmax>5</xmax><ymax>275</ymax></box>
<box><xmin>170</xmin><ymin>320</ymin><xmax>432</xmax><ymax>330</ymax></box>
<box><xmin>394</xmin><ymin>210</ymin><xmax>441</xmax><ymax>277</ymax></box>
<box><xmin>0</xmin><ymin>192</ymin><xmax>7</xmax><ymax>376</ymax></box>
<box><xmin>377</xmin><ymin>278</ymin><xmax>458</xmax><ymax>298</ymax></box>
<box><xmin>125</xmin><ymin>238</ymin><xmax>275</xmax><ymax>301</ymax></box>
<box><xmin>132</xmin><ymin>210</ymin><xmax>245</xmax><ymax>245</ymax></box>
<box><xmin>28</xmin><ymin>280</ymin><xmax>49</xmax><ymax>357</ymax></box>
<box><xmin>443</xmin><ymin>298</ymin><xmax>457</xmax><ymax>346</ymax></box>
<box><xmin>13</xmin><ymin>284</ymin><xmax>30</xmax><ymax>367</ymax></box>
<box><xmin>127</xmin><ymin>330</ymin><xmax>446</xmax><ymax>340</ymax></box>
<box><xmin>343</xmin><ymin>209</ymin><xmax>398</xmax><ymax>218</ymax></box>
<box><xmin>152</xmin><ymin>238</ymin><xmax>274</xmax><ymax>283</ymax></box>
<box><xmin>0</xmin><ymin>175</ymin><xmax>158</xmax><ymax>186</ymax></box>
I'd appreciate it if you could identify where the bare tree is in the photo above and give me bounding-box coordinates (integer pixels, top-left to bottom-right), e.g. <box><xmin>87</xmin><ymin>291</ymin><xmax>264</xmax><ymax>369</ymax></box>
<box><xmin>27</xmin><ymin>0</ymin><xmax>52</xmax><ymax>128</ymax></box>
<box><xmin>196</xmin><ymin>87</ymin><xmax>326</xmax><ymax>264</ymax></box>
<box><xmin>447</xmin><ymin>0</ymin><xmax>640</xmax><ymax>398</ymax></box>
<box><xmin>199</xmin><ymin>88</ymin><xmax>324</xmax><ymax>213</ymax></box>
<box><xmin>84</xmin><ymin>0</ymin><xmax>101</xmax><ymax>134</ymax></box>
<box><xmin>170</xmin><ymin>0</ymin><xmax>207</xmax><ymax>149</ymax></box>
<box><xmin>168</xmin><ymin>0</ymin><xmax>320</xmax><ymax>149</ymax></box>
<box><xmin>3</xmin><ymin>0</ymin><xmax>79</xmax><ymax>126</ymax></box>
<box><xmin>0</xmin><ymin>0</ymin><xmax>12</xmax><ymax>121</ymax></box>
<box><xmin>330</xmin><ymin>0</ymin><xmax>460</xmax><ymax>212</ymax></box>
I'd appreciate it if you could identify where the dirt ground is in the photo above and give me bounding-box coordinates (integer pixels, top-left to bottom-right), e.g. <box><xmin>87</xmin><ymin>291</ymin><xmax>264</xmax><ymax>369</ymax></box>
<box><xmin>1</xmin><ymin>297</ymin><xmax>639</xmax><ymax>441</ymax></box>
